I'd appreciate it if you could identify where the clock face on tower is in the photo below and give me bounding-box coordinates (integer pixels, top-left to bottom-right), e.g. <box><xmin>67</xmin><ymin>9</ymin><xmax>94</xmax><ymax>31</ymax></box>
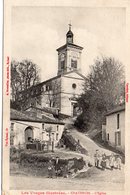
<box><xmin>60</xmin><ymin>53</ymin><xmax>65</xmax><ymax>61</ymax></box>
<box><xmin>71</xmin><ymin>51</ymin><xmax>78</xmax><ymax>58</ymax></box>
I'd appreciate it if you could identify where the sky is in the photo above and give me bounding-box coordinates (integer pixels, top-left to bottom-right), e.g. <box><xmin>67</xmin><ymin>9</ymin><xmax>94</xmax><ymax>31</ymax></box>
<box><xmin>11</xmin><ymin>6</ymin><xmax>126</xmax><ymax>81</ymax></box>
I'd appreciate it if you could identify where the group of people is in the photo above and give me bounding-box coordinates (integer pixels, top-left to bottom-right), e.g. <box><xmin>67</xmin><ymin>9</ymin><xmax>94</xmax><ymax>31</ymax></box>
<box><xmin>94</xmin><ymin>149</ymin><xmax>122</xmax><ymax>170</ymax></box>
<box><xmin>47</xmin><ymin>156</ymin><xmax>69</xmax><ymax>178</ymax></box>
<box><xmin>47</xmin><ymin>151</ymin><xmax>122</xmax><ymax>178</ymax></box>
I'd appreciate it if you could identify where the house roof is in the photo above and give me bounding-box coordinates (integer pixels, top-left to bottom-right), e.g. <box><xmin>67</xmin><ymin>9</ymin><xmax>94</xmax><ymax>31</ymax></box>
<box><xmin>10</xmin><ymin>109</ymin><xmax>65</xmax><ymax>124</ymax></box>
<box><xmin>57</xmin><ymin>113</ymin><xmax>71</xmax><ymax>120</ymax></box>
<box><xmin>24</xmin><ymin>106</ymin><xmax>70</xmax><ymax>121</ymax></box>
<box><xmin>25</xmin><ymin>106</ymin><xmax>60</xmax><ymax>115</ymax></box>
<box><xmin>106</xmin><ymin>104</ymin><xmax>125</xmax><ymax>116</ymax></box>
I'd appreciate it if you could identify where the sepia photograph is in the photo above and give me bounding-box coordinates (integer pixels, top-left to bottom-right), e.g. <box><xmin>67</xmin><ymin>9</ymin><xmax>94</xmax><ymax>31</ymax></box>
<box><xmin>3</xmin><ymin>1</ymin><xmax>130</xmax><ymax>194</ymax></box>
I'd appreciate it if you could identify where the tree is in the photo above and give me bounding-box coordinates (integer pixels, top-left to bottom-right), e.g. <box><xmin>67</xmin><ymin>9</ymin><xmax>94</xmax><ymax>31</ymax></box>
<box><xmin>75</xmin><ymin>56</ymin><xmax>125</xmax><ymax>131</ymax></box>
<box><xmin>46</xmin><ymin>79</ymin><xmax>61</xmax><ymax>108</ymax></box>
<box><xmin>11</xmin><ymin>60</ymin><xmax>21</xmax><ymax>102</ymax></box>
<box><xmin>11</xmin><ymin>59</ymin><xmax>40</xmax><ymax>109</ymax></box>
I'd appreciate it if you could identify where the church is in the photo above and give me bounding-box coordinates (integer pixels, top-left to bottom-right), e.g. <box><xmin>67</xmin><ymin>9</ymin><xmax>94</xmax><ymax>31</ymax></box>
<box><xmin>17</xmin><ymin>25</ymin><xmax>85</xmax><ymax>117</ymax></box>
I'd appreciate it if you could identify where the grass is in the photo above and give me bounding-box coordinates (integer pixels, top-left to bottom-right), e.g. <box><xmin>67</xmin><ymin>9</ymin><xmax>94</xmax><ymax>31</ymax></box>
<box><xmin>10</xmin><ymin>149</ymin><xmax>86</xmax><ymax>177</ymax></box>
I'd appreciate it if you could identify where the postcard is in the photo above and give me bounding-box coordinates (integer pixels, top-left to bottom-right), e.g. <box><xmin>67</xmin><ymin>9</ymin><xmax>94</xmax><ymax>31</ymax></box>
<box><xmin>2</xmin><ymin>1</ymin><xmax>130</xmax><ymax>195</ymax></box>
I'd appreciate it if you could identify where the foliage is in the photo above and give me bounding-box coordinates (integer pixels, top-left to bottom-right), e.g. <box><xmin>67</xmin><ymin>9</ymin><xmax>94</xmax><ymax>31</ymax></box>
<box><xmin>75</xmin><ymin>56</ymin><xmax>125</xmax><ymax>131</ymax></box>
<box><xmin>11</xmin><ymin>59</ymin><xmax>40</xmax><ymax>109</ymax></box>
<box><xmin>19</xmin><ymin>152</ymin><xmax>85</xmax><ymax>170</ymax></box>
<box><xmin>46</xmin><ymin>79</ymin><xmax>61</xmax><ymax>108</ymax></box>
<box><xmin>10</xmin><ymin>147</ymin><xmax>24</xmax><ymax>162</ymax></box>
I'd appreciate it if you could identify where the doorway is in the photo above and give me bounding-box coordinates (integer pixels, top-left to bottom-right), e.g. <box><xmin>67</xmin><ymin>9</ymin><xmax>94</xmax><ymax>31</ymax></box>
<box><xmin>25</xmin><ymin>126</ymin><xmax>34</xmax><ymax>143</ymax></box>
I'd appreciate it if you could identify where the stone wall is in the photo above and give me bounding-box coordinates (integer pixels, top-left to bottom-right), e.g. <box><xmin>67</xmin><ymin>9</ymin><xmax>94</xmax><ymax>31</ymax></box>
<box><xmin>10</xmin><ymin>120</ymin><xmax>64</xmax><ymax>148</ymax></box>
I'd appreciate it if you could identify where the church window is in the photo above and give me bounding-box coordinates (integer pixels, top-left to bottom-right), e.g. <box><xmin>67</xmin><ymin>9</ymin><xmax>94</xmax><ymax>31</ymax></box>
<box><xmin>107</xmin><ymin>133</ymin><xmax>109</xmax><ymax>141</ymax></box>
<box><xmin>46</xmin><ymin>84</ymin><xmax>52</xmax><ymax>91</ymax></box>
<box><xmin>49</xmin><ymin>85</ymin><xmax>52</xmax><ymax>90</ymax></box>
<box><xmin>43</xmin><ymin>85</ymin><xmax>45</xmax><ymax>91</ymax></box>
<box><xmin>39</xmin><ymin>87</ymin><xmax>42</xmax><ymax>93</ymax></box>
<box><xmin>61</xmin><ymin>60</ymin><xmax>65</xmax><ymax>69</ymax></box>
<box><xmin>72</xmin><ymin>83</ymin><xmax>76</xmax><ymax>89</ymax></box>
<box><xmin>41</xmin><ymin>86</ymin><xmax>44</xmax><ymax>92</ymax></box>
<box><xmin>46</xmin><ymin>85</ymin><xmax>48</xmax><ymax>91</ymax></box>
<box><xmin>71</xmin><ymin>59</ymin><xmax>77</xmax><ymax>69</ymax></box>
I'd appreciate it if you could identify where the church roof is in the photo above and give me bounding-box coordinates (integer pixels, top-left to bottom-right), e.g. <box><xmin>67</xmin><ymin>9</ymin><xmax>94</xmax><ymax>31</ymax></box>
<box><xmin>66</xmin><ymin>29</ymin><xmax>73</xmax><ymax>37</ymax></box>
<box><xmin>57</xmin><ymin>43</ymin><xmax>83</xmax><ymax>52</ymax></box>
<box><xmin>32</xmin><ymin>70</ymin><xmax>85</xmax><ymax>88</ymax></box>
<box><xmin>17</xmin><ymin>70</ymin><xmax>86</xmax><ymax>98</ymax></box>
<box><xmin>62</xmin><ymin>70</ymin><xmax>86</xmax><ymax>80</ymax></box>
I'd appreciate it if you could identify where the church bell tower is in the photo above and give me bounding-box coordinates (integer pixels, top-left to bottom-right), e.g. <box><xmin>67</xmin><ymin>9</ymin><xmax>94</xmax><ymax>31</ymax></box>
<box><xmin>57</xmin><ymin>24</ymin><xmax>83</xmax><ymax>75</ymax></box>
<box><xmin>66</xmin><ymin>23</ymin><xmax>73</xmax><ymax>44</ymax></box>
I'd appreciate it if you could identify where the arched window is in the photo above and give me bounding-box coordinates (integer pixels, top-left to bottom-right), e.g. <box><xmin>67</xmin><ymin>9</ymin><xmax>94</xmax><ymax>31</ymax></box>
<box><xmin>72</xmin><ymin>83</ymin><xmax>76</xmax><ymax>89</ymax></box>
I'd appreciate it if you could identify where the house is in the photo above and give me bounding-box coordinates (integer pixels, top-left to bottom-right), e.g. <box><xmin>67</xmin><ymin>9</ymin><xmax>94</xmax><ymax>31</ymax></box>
<box><xmin>103</xmin><ymin>104</ymin><xmax>125</xmax><ymax>152</ymax></box>
<box><xmin>10</xmin><ymin>108</ymin><xmax>65</xmax><ymax>149</ymax></box>
<box><xmin>15</xmin><ymin>24</ymin><xmax>85</xmax><ymax>117</ymax></box>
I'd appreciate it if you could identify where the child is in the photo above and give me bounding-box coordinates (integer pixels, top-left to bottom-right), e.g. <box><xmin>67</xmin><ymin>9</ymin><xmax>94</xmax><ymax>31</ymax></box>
<box><xmin>94</xmin><ymin>149</ymin><xmax>100</xmax><ymax>168</ymax></box>
<box><xmin>101</xmin><ymin>153</ymin><xmax>107</xmax><ymax>170</ymax></box>
<box><xmin>48</xmin><ymin>159</ymin><xmax>54</xmax><ymax>178</ymax></box>
<box><xmin>116</xmin><ymin>155</ymin><xmax>122</xmax><ymax>170</ymax></box>
<box><xmin>63</xmin><ymin>164</ymin><xmax>69</xmax><ymax>178</ymax></box>
<box><xmin>54</xmin><ymin>156</ymin><xmax>60</xmax><ymax>177</ymax></box>
<box><xmin>109</xmin><ymin>153</ymin><xmax>115</xmax><ymax>170</ymax></box>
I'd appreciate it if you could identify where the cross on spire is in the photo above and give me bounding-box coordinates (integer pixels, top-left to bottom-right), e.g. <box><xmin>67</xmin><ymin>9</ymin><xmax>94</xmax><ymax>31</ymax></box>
<box><xmin>68</xmin><ymin>22</ymin><xmax>72</xmax><ymax>30</ymax></box>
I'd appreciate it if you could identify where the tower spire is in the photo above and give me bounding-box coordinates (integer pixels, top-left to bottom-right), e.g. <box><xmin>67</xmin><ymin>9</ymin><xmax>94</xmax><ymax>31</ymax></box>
<box><xmin>68</xmin><ymin>22</ymin><xmax>72</xmax><ymax>31</ymax></box>
<box><xmin>66</xmin><ymin>22</ymin><xmax>73</xmax><ymax>44</ymax></box>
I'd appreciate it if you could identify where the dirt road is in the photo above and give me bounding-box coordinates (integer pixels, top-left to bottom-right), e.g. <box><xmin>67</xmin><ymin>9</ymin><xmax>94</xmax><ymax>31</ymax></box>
<box><xmin>70</xmin><ymin>130</ymin><xmax>115</xmax><ymax>158</ymax></box>
<box><xmin>10</xmin><ymin>175</ymin><xmax>124</xmax><ymax>191</ymax></box>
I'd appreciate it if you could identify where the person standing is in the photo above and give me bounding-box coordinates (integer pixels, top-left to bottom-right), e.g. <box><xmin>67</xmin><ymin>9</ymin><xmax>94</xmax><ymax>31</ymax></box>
<box><xmin>47</xmin><ymin>159</ymin><xmax>54</xmax><ymax>178</ymax></box>
<box><xmin>116</xmin><ymin>155</ymin><xmax>122</xmax><ymax>170</ymax></box>
<box><xmin>94</xmin><ymin>150</ymin><xmax>100</xmax><ymax>167</ymax></box>
<box><xmin>63</xmin><ymin>163</ymin><xmax>69</xmax><ymax>178</ymax></box>
<box><xmin>101</xmin><ymin>153</ymin><xmax>107</xmax><ymax>170</ymax></box>
<box><xmin>109</xmin><ymin>153</ymin><xmax>115</xmax><ymax>170</ymax></box>
<box><xmin>55</xmin><ymin>156</ymin><xmax>60</xmax><ymax>177</ymax></box>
